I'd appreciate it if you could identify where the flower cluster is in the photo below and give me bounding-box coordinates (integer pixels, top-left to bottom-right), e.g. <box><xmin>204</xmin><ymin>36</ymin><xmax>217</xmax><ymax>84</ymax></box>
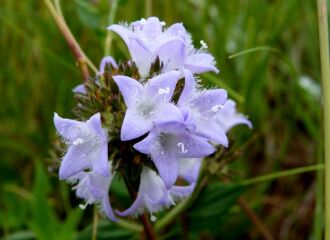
<box><xmin>54</xmin><ymin>17</ymin><xmax>251</xmax><ymax>221</ymax></box>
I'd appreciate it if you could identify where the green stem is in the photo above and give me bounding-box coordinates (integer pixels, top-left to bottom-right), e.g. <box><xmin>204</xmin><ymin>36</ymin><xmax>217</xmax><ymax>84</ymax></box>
<box><xmin>314</xmin><ymin>146</ymin><xmax>324</xmax><ymax>240</ymax></box>
<box><xmin>155</xmin><ymin>177</ymin><xmax>208</xmax><ymax>232</ymax></box>
<box><xmin>104</xmin><ymin>0</ymin><xmax>119</xmax><ymax>56</ymax></box>
<box><xmin>115</xmin><ymin>219</ymin><xmax>143</xmax><ymax>233</ymax></box>
<box><xmin>228</xmin><ymin>46</ymin><xmax>280</xmax><ymax>59</ymax></box>
<box><xmin>239</xmin><ymin>164</ymin><xmax>324</xmax><ymax>186</ymax></box>
<box><xmin>92</xmin><ymin>206</ymin><xmax>98</xmax><ymax>240</ymax></box>
<box><xmin>203</xmin><ymin>73</ymin><xmax>245</xmax><ymax>103</ymax></box>
<box><xmin>43</xmin><ymin>0</ymin><xmax>98</xmax><ymax>79</ymax></box>
<box><xmin>155</xmin><ymin>198</ymin><xmax>189</xmax><ymax>233</ymax></box>
<box><xmin>317</xmin><ymin>0</ymin><xmax>330</xmax><ymax>239</ymax></box>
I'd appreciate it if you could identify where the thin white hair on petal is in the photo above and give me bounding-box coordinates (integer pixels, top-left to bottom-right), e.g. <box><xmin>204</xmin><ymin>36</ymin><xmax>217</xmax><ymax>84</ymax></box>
<box><xmin>118</xmin><ymin>21</ymin><xmax>129</xmax><ymax>28</ymax></box>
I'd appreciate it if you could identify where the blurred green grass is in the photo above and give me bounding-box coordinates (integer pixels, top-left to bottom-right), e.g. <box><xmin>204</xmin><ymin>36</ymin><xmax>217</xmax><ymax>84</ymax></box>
<box><xmin>0</xmin><ymin>0</ymin><xmax>323</xmax><ymax>239</ymax></box>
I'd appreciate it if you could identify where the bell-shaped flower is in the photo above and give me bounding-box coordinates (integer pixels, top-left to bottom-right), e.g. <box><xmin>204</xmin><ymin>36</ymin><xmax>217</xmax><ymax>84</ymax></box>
<box><xmin>178</xmin><ymin>71</ymin><xmax>228</xmax><ymax>146</ymax></box>
<box><xmin>54</xmin><ymin>112</ymin><xmax>109</xmax><ymax>179</ymax></box>
<box><xmin>108</xmin><ymin>17</ymin><xmax>218</xmax><ymax>78</ymax></box>
<box><xmin>73</xmin><ymin>56</ymin><xmax>118</xmax><ymax>94</ymax></box>
<box><xmin>215</xmin><ymin>99</ymin><xmax>252</xmax><ymax>132</ymax></box>
<box><xmin>113</xmin><ymin>71</ymin><xmax>182</xmax><ymax>141</ymax></box>
<box><xmin>134</xmin><ymin>121</ymin><xmax>215</xmax><ymax>188</ymax></box>
<box><xmin>69</xmin><ymin>166</ymin><xmax>117</xmax><ymax>221</ymax></box>
<box><xmin>116</xmin><ymin>166</ymin><xmax>195</xmax><ymax>219</ymax></box>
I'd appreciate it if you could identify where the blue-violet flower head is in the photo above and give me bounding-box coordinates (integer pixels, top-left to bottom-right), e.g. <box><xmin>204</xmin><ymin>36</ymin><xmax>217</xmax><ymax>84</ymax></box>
<box><xmin>113</xmin><ymin>71</ymin><xmax>182</xmax><ymax>141</ymax></box>
<box><xmin>108</xmin><ymin>17</ymin><xmax>219</xmax><ymax>78</ymax></box>
<box><xmin>54</xmin><ymin>112</ymin><xmax>109</xmax><ymax>179</ymax></box>
<box><xmin>178</xmin><ymin>71</ymin><xmax>228</xmax><ymax>146</ymax></box>
<box><xmin>134</xmin><ymin>121</ymin><xmax>215</xmax><ymax>188</ymax></box>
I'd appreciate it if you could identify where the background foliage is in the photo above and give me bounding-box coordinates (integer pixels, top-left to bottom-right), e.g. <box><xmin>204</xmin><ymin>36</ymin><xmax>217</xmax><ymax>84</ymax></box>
<box><xmin>0</xmin><ymin>0</ymin><xmax>323</xmax><ymax>239</ymax></box>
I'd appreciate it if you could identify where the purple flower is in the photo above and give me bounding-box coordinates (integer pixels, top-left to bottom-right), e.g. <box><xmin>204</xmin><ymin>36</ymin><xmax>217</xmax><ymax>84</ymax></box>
<box><xmin>178</xmin><ymin>71</ymin><xmax>228</xmax><ymax>146</ymax></box>
<box><xmin>116</xmin><ymin>166</ymin><xmax>195</xmax><ymax>220</ymax></box>
<box><xmin>99</xmin><ymin>56</ymin><xmax>118</xmax><ymax>75</ymax></box>
<box><xmin>69</xmin><ymin>167</ymin><xmax>117</xmax><ymax>221</ymax></box>
<box><xmin>215</xmin><ymin>99</ymin><xmax>252</xmax><ymax>132</ymax></box>
<box><xmin>113</xmin><ymin>71</ymin><xmax>182</xmax><ymax>141</ymax></box>
<box><xmin>108</xmin><ymin>17</ymin><xmax>218</xmax><ymax>78</ymax></box>
<box><xmin>54</xmin><ymin>113</ymin><xmax>109</xmax><ymax>179</ymax></box>
<box><xmin>134</xmin><ymin>122</ymin><xmax>215</xmax><ymax>188</ymax></box>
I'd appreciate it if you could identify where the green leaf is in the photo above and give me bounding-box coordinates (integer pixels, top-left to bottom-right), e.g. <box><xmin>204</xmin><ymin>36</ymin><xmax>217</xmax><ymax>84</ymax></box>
<box><xmin>0</xmin><ymin>231</ymin><xmax>35</xmax><ymax>240</ymax></box>
<box><xmin>29</xmin><ymin>162</ymin><xmax>82</xmax><ymax>240</ymax></box>
<box><xmin>57</xmin><ymin>208</ymin><xmax>83</xmax><ymax>240</ymax></box>
<box><xmin>30</xmin><ymin>161</ymin><xmax>59</xmax><ymax>240</ymax></box>
<box><xmin>188</xmin><ymin>183</ymin><xmax>245</xmax><ymax>235</ymax></box>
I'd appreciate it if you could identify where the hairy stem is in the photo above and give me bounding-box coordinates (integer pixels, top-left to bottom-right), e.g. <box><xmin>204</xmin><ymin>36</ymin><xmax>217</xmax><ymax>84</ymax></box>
<box><xmin>317</xmin><ymin>0</ymin><xmax>330</xmax><ymax>238</ymax></box>
<box><xmin>43</xmin><ymin>0</ymin><xmax>98</xmax><ymax>81</ymax></box>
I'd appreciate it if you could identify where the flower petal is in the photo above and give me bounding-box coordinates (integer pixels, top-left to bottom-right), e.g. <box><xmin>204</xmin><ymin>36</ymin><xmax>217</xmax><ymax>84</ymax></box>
<box><xmin>116</xmin><ymin>193</ymin><xmax>145</xmax><ymax>217</ymax></box>
<box><xmin>177</xmin><ymin>70</ymin><xmax>196</xmax><ymax>106</ymax></box>
<box><xmin>178</xmin><ymin>158</ymin><xmax>202</xmax><ymax>183</ymax></box>
<box><xmin>185</xmin><ymin>53</ymin><xmax>219</xmax><ymax>74</ymax></box>
<box><xmin>107</xmin><ymin>24</ymin><xmax>131</xmax><ymax>46</ymax></box>
<box><xmin>152</xmin><ymin>152</ymin><xmax>178</xmax><ymax>188</ymax></box>
<box><xmin>141</xmin><ymin>17</ymin><xmax>163</xmax><ymax>38</ymax></box>
<box><xmin>191</xmin><ymin>89</ymin><xmax>227</xmax><ymax>113</ymax></box>
<box><xmin>151</xmin><ymin>122</ymin><xmax>216</xmax><ymax>157</ymax></box>
<box><xmin>217</xmin><ymin>99</ymin><xmax>252</xmax><ymax>132</ymax></box>
<box><xmin>71</xmin><ymin>167</ymin><xmax>117</xmax><ymax>221</ymax></box>
<box><xmin>92</xmin><ymin>144</ymin><xmax>109</xmax><ymax>177</ymax></box>
<box><xmin>155</xmin><ymin>39</ymin><xmax>185</xmax><ymax>72</ymax></box>
<box><xmin>121</xmin><ymin>108</ymin><xmax>153</xmax><ymax>141</ymax></box>
<box><xmin>113</xmin><ymin>75</ymin><xmax>143</xmax><ymax>108</ymax></box>
<box><xmin>169</xmin><ymin>183</ymin><xmax>195</xmax><ymax>200</ymax></box>
<box><xmin>153</xmin><ymin>103</ymin><xmax>184</xmax><ymax>125</ymax></box>
<box><xmin>164</xmin><ymin>23</ymin><xmax>187</xmax><ymax>40</ymax></box>
<box><xmin>54</xmin><ymin>113</ymin><xmax>86</xmax><ymax>142</ymax></box>
<box><xmin>99</xmin><ymin>56</ymin><xmax>118</xmax><ymax>74</ymax></box>
<box><xmin>101</xmin><ymin>194</ymin><xmax>118</xmax><ymax>221</ymax></box>
<box><xmin>135</xmin><ymin>133</ymin><xmax>179</xmax><ymax>188</ymax></box>
<box><xmin>176</xmin><ymin>133</ymin><xmax>216</xmax><ymax>158</ymax></box>
<box><xmin>86</xmin><ymin>113</ymin><xmax>107</xmax><ymax>140</ymax></box>
<box><xmin>195</xmin><ymin>120</ymin><xmax>229</xmax><ymax>147</ymax></box>
<box><xmin>59</xmin><ymin>145</ymin><xmax>91</xmax><ymax>179</ymax></box>
<box><xmin>129</xmin><ymin>38</ymin><xmax>155</xmax><ymax>78</ymax></box>
<box><xmin>72</xmin><ymin>84</ymin><xmax>86</xmax><ymax>94</ymax></box>
<box><xmin>116</xmin><ymin>167</ymin><xmax>173</xmax><ymax>216</ymax></box>
<box><xmin>133</xmin><ymin>132</ymin><xmax>156</xmax><ymax>154</ymax></box>
<box><xmin>146</xmin><ymin>71</ymin><xmax>181</xmax><ymax>102</ymax></box>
